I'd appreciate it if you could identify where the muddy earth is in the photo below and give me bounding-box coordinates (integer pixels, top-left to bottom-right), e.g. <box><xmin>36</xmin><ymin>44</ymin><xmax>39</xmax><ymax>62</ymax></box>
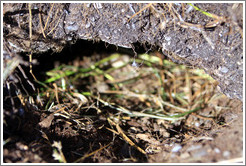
<box><xmin>2</xmin><ymin>3</ymin><xmax>244</xmax><ymax>163</ymax></box>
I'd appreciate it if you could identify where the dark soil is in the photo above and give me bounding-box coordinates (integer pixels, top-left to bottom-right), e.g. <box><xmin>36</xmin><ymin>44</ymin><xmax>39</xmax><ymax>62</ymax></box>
<box><xmin>3</xmin><ymin>3</ymin><xmax>243</xmax><ymax>101</ymax></box>
<box><xmin>2</xmin><ymin>3</ymin><xmax>244</xmax><ymax>163</ymax></box>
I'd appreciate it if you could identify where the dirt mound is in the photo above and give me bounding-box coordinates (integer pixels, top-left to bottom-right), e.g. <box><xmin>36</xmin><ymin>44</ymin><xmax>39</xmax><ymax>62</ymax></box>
<box><xmin>2</xmin><ymin>3</ymin><xmax>243</xmax><ymax>163</ymax></box>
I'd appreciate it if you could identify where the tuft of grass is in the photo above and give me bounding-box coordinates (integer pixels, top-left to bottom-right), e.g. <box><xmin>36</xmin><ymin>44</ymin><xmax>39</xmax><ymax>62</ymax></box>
<box><xmin>33</xmin><ymin>50</ymin><xmax>225</xmax><ymax>161</ymax></box>
<box><xmin>187</xmin><ymin>3</ymin><xmax>216</xmax><ymax>19</ymax></box>
<box><xmin>44</xmin><ymin>53</ymin><xmax>120</xmax><ymax>83</ymax></box>
<box><xmin>38</xmin><ymin>51</ymin><xmax>221</xmax><ymax>123</ymax></box>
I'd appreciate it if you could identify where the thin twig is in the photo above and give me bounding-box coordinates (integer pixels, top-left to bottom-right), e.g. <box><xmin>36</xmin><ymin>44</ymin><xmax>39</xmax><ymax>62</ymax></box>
<box><xmin>74</xmin><ymin>143</ymin><xmax>111</xmax><ymax>162</ymax></box>
<box><xmin>39</xmin><ymin>7</ymin><xmax>46</xmax><ymax>38</ymax></box>
<box><xmin>128</xmin><ymin>3</ymin><xmax>153</xmax><ymax>22</ymax></box>
<box><xmin>47</xmin><ymin>8</ymin><xmax>63</xmax><ymax>36</ymax></box>
<box><xmin>44</xmin><ymin>3</ymin><xmax>54</xmax><ymax>31</ymax></box>
<box><xmin>28</xmin><ymin>3</ymin><xmax>32</xmax><ymax>40</ymax></box>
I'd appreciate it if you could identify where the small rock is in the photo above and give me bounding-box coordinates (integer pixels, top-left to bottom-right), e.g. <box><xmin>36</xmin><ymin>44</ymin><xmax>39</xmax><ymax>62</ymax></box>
<box><xmin>214</xmin><ymin>148</ymin><xmax>221</xmax><ymax>154</ymax></box>
<box><xmin>171</xmin><ymin>144</ymin><xmax>182</xmax><ymax>153</ymax></box>
<box><xmin>223</xmin><ymin>151</ymin><xmax>231</xmax><ymax>158</ymax></box>
<box><xmin>219</xmin><ymin>66</ymin><xmax>229</xmax><ymax>73</ymax></box>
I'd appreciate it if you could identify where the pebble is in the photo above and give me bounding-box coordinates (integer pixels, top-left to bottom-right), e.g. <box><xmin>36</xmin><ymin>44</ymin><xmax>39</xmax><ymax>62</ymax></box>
<box><xmin>164</xmin><ymin>36</ymin><xmax>171</xmax><ymax>41</ymax></box>
<box><xmin>223</xmin><ymin>151</ymin><xmax>231</xmax><ymax>158</ymax></box>
<box><xmin>85</xmin><ymin>22</ymin><xmax>90</xmax><ymax>28</ymax></box>
<box><xmin>214</xmin><ymin>148</ymin><xmax>221</xmax><ymax>153</ymax></box>
<box><xmin>219</xmin><ymin>66</ymin><xmax>229</xmax><ymax>73</ymax></box>
<box><xmin>171</xmin><ymin>144</ymin><xmax>182</xmax><ymax>153</ymax></box>
<box><xmin>66</xmin><ymin>25</ymin><xmax>78</xmax><ymax>31</ymax></box>
<box><xmin>195</xmin><ymin>122</ymin><xmax>200</xmax><ymax>127</ymax></box>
